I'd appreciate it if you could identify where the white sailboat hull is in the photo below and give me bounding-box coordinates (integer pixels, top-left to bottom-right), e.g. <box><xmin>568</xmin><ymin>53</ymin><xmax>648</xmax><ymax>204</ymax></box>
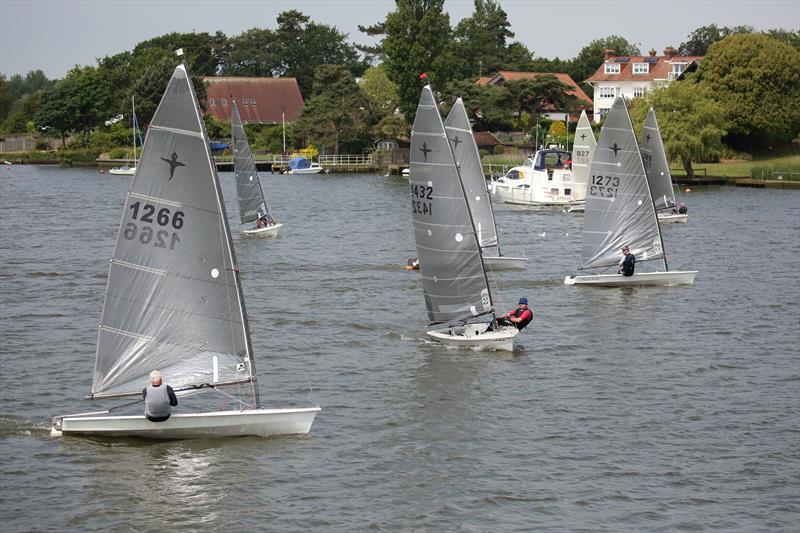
<box><xmin>492</xmin><ymin>183</ymin><xmax>572</xmax><ymax>206</ymax></box>
<box><xmin>242</xmin><ymin>222</ymin><xmax>283</xmax><ymax>237</ymax></box>
<box><xmin>657</xmin><ymin>213</ymin><xmax>688</xmax><ymax>223</ymax></box>
<box><xmin>567</xmin><ymin>201</ymin><xmax>585</xmax><ymax>213</ymax></box>
<box><xmin>51</xmin><ymin>406</ymin><xmax>320</xmax><ymax>439</ymax></box>
<box><xmin>426</xmin><ymin>324</ymin><xmax>518</xmax><ymax>351</ymax></box>
<box><xmin>483</xmin><ymin>255</ymin><xmax>528</xmax><ymax>270</ymax></box>
<box><xmin>564</xmin><ymin>270</ymin><xmax>697</xmax><ymax>287</ymax></box>
<box><xmin>109</xmin><ymin>166</ymin><xmax>136</xmax><ymax>176</ymax></box>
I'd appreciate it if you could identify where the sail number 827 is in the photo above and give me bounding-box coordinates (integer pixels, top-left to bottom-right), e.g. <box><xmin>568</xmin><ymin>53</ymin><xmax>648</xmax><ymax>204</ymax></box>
<box><xmin>589</xmin><ymin>175</ymin><xmax>620</xmax><ymax>198</ymax></box>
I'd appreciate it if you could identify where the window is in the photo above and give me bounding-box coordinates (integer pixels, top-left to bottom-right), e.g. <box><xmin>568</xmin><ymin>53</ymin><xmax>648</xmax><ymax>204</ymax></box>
<box><xmin>604</xmin><ymin>63</ymin><xmax>620</xmax><ymax>74</ymax></box>
<box><xmin>633</xmin><ymin>63</ymin><xmax>649</xmax><ymax>74</ymax></box>
<box><xmin>250</xmin><ymin>99</ymin><xmax>256</xmax><ymax>105</ymax></box>
<box><xmin>221</xmin><ymin>98</ymin><xmax>227</xmax><ymax>106</ymax></box>
<box><xmin>598</xmin><ymin>86</ymin><xmax>615</xmax><ymax>98</ymax></box>
<box><xmin>672</xmin><ymin>63</ymin><xmax>686</xmax><ymax>74</ymax></box>
<box><xmin>209</xmin><ymin>98</ymin><xmax>216</xmax><ymax>106</ymax></box>
<box><xmin>633</xmin><ymin>86</ymin><xmax>645</xmax><ymax>98</ymax></box>
<box><xmin>242</xmin><ymin>98</ymin><xmax>248</xmax><ymax>105</ymax></box>
<box><xmin>564</xmin><ymin>188</ymin><xmax>572</xmax><ymax>196</ymax></box>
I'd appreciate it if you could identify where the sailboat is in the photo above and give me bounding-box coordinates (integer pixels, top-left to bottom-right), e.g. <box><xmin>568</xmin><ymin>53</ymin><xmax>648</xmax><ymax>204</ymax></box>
<box><xmin>51</xmin><ymin>63</ymin><xmax>319</xmax><ymax>439</ymax></box>
<box><xmin>566</xmin><ymin>109</ymin><xmax>597</xmax><ymax>213</ymax></box>
<box><xmin>230</xmin><ymin>100</ymin><xmax>283</xmax><ymax>237</ymax></box>
<box><xmin>109</xmin><ymin>97</ymin><xmax>142</xmax><ymax>176</ymax></box>
<box><xmin>444</xmin><ymin>98</ymin><xmax>527</xmax><ymax>270</ymax></box>
<box><xmin>641</xmin><ymin>108</ymin><xmax>688</xmax><ymax>224</ymax></box>
<box><xmin>409</xmin><ymin>83</ymin><xmax>519</xmax><ymax>351</ymax></box>
<box><xmin>564</xmin><ymin>97</ymin><xmax>697</xmax><ymax>287</ymax></box>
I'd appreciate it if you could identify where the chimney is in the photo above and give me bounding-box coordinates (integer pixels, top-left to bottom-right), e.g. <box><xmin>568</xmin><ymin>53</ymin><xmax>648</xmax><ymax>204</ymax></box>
<box><xmin>649</xmin><ymin>49</ymin><xmax>657</xmax><ymax>57</ymax></box>
<box><xmin>604</xmin><ymin>48</ymin><xmax>615</xmax><ymax>60</ymax></box>
<box><xmin>664</xmin><ymin>46</ymin><xmax>676</xmax><ymax>58</ymax></box>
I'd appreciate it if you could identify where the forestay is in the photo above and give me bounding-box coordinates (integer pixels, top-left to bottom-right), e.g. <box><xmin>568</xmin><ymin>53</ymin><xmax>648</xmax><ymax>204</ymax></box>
<box><xmin>570</xmin><ymin>109</ymin><xmax>597</xmax><ymax>199</ymax></box>
<box><xmin>580</xmin><ymin>97</ymin><xmax>665</xmax><ymax>270</ymax></box>
<box><xmin>410</xmin><ymin>85</ymin><xmax>493</xmax><ymax>325</ymax></box>
<box><xmin>231</xmin><ymin>100</ymin><xmax>271</xmax><ymax>224</ymax></box>
<box><xmin>93</xmin><ymin>64</ymin><xmax>256</xmax><ymax>399</ymax></box>
<box><xmin>444</xmin><ymin>98</ymin><xmax>498</xmax><ymax>249</ymax></box>
<box><xmin>640</xmin><ymin>108</ymin><xmax>676</xmax><ymax>211</ymax></box>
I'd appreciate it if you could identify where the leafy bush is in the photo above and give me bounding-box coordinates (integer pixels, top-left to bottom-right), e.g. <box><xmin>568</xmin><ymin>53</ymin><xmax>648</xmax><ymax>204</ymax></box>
<box><xmin>750</xmin><ymin>162</ymin><xmax>800</xmax><ymax>180</ymax></box>
<box><xmin>492</xmin><ymin>144</ymin><xmax>505</xmax><ymax>155</ymax></box>
<box><xmin>35</xmin><ymin>139</ymin><xmax>48</xmax><ymax>150</ymax></box>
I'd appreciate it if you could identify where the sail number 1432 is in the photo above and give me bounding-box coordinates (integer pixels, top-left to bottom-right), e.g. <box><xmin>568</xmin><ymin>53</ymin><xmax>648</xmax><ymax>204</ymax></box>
<box><xmin>124</xmin><ymin>201</ymin><xmax>184</xmax><ymax>250</ymax></box>
<box><xmin>411</xmin><ymin>184</ymin><xmax>433</xmax><ymax>216</ymax></box>
<box><xmin>589</xmin><ymin>175</ymin><xmax>620</xmax><ymax>198</ymax></box>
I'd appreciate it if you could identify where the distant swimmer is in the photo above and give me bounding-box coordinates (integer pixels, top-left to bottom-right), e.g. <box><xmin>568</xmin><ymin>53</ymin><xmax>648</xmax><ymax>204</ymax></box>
<box><xmin>405</xmin><ymin>258</ymin><xmax>420</xmax><ymax>271</ymax></box>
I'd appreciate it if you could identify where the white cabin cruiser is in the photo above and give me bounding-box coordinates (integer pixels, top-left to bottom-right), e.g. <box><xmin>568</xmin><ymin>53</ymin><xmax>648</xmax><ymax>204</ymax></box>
<box><xmin>491</xmin><ymin>149</ymin><xmax>576</xmax><ymax>206</ymax></box>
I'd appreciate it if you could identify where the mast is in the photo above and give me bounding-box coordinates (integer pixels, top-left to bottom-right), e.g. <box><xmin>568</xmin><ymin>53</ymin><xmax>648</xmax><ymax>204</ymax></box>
<box><xmin>182</xmin><ymin>61</ymin><xmax>261</xmax><ymax>408</ymax></box>
<box><xmin>132</xmin><ymin>96</ymin><xmax>137</xmax><ymax>168</ymax></box>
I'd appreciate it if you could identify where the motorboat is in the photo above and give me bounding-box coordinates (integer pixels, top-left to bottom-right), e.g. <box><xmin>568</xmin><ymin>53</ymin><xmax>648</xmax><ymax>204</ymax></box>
<box><xmin>491</xmin><ymin>148</ymin><xmax>576</xmax><ymax>206</ymax></box>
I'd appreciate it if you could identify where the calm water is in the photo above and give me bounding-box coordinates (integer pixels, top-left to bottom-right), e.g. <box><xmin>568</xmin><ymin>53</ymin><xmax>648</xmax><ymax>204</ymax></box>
<box><xmin>0</xmin><ymin>164</ymin><xmax>798</xmax><ymax>531</ymax></box>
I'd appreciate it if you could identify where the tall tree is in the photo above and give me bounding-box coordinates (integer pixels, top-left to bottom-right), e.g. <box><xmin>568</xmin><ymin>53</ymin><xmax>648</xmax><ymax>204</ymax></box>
<box><xmin>443</xmin><ymin>79</ymin><xmax>514</xmax><ymax>131</ymax></box>
<box><xmin>505</xmin><ymin>76</ymin><xmax>581</xmax><ymax>123</ymax></box>
<box><xmin>361</xmin><ymin>65</ymin><xmax>400</xmax><ymax>117</ymax></box>
<box><xmin>450</xmin><ymin>0</ymin><xmax>516</xmax><ymax>79</ymax></box>
<box><xmin>222</xmin><ymin>27</ymin><xmax>280</xmax><ymax>77</ymax></box>
<box><xmin>0</xmin><ymin>75</ymin><xmax>13</xmax><ymax>123</ymax></box>
<box><xmin>763</xmin><ymin>28</ymin><xmax>800</xmax><ymax>52</ymax></box>
<box><xmin>697</xmin><ymin>33</ymin><xmax>800</xmax><ymax>149</ymax></box>
<box><xmin>382</xmin><ymin>0</ymin><xmax>454</xmax><ymax>119</ymax></box>
<box><xmin>678</xmin><ymin>24</ymin><xmax>754</xmax><ymax>56</ymax></box>
<box><xmin>629</xmin><ymin>78</ymin><xmax>726</xmax><ymax>178</ymax></box>
<box><xmin>130</xmin><ymin>56</ymin><xmax>207</xmax><ymax>127</ymax></box>
<box><xmin>293</xmin><ymin>64</ymin><xmax>371</xmax><ymax>154</ymax></box>
<box><xmin>133</xmin><ymin>31</ymin><xmax>228</xmax><ymax>76</ymax></box>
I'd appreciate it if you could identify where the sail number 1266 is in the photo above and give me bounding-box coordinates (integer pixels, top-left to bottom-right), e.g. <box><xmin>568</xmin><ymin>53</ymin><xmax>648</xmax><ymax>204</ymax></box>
<box><xmin>124</xmin><ymin>201</ymin><xmax>184</xmax><ymax>250</ymax></box>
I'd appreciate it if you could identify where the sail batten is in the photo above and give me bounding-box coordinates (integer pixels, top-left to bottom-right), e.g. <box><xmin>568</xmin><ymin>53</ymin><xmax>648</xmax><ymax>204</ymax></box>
<box><xmin>410</xmin><ymin>86</ymin><xmax>494</xmax><ymax>325</ymax></box>
<box><xmin>92</xmin><ymin>64</ymin><xmax>256</xmax><ymax>399</ymax></box>
<box><xmin>580</xmin><ymin>98</ymin><xmax>665</xmax><ymax>271</ymax></box>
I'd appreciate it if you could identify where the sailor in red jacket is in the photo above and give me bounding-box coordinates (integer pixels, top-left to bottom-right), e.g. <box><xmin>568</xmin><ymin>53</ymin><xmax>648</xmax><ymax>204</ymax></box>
<box><xmin>497</xmin><ymin>297</ymin><xmax>533</xmax><ymax>330</ymax></box>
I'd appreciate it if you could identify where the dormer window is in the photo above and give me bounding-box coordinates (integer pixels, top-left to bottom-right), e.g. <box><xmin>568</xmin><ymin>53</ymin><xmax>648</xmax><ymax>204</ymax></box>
<box><xmin>209</xmin><ymin>98</ymin><xmax>216</xmax><ymax>106</ymax></box>
<box><xmin>242</xmin><ymin>98</ymin><xmax>248</xmax><ymax>105</ymax></box>
<box><xmin>604</xmin><ymin>63</ymin><xmax>621</xmax><ymax>74</ymax></box>
<box><xmin>633</xmin><ymin>63</ymin><xmax>649</xmax><ymax>74</ymax></box>
<box><xmin>221</xmin><ymin>98</ymin><xmax>227</xmax><ymax>106</ymax></box>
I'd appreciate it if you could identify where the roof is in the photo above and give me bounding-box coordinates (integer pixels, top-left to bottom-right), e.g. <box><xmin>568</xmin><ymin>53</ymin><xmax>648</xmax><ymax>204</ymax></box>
<box><xmin>477</xmin><ymin>71</ymin><xmax>593</xmax><ymax>105</ymax></box>
<box><xmin>473</xmin><ymin>131</ymin><xmax>503</xmax><ymax>148</ymax></box>
<box><xmin>585</xmin><ymin>55</ymin><xmax>703</xmax><ymax>83</ymax></box>
<box><xmin>203</xmin><ymin>77</ymin><xmax>305</xmax><ymax>123</ymax></box>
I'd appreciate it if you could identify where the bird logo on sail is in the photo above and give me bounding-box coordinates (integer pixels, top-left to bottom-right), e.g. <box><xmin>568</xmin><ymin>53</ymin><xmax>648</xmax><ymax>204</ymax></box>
<box><xmin>419</xmin><ymin>142</ymin><xmax>432</xmax><ymax>161</ymax></box>
<box><xmin>161</xmin><ymin>152</ymin><xmax>186</xmax><ymax>180</ymax></box>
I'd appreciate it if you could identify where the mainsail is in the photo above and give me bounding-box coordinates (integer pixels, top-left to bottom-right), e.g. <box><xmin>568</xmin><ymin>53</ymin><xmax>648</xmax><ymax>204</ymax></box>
<box><xmin>93</xmin><ymin>64</ymin><xmax>256</xmax><ymax>399</ymax></box>
<box><xmin>231</xmin><ymin>100</ymin><xmax>272</xmax><ymax>224</ymax></box>
<box><xmin>410</xmin><ymin>85</ymin><xmax>494</xmax><ymax>325</ymax></box>
<box><xmin>570</xmin><ymin>109</ymin><xmax>597</xmax><ymax>200</ymax></box>
<box><xmin>580</xmin><ymin>97</ymin><xmax>665</xmax><ymax>270</ymax></box>
<box><xmin>640</xmin><ymin>108</ymin><xmax>677</xmax><ymax>211</ymax></box>
<box><xmin>443</xmin><ymin>98</ymin><xmax>499</xmax><ymax>250</ymax></box>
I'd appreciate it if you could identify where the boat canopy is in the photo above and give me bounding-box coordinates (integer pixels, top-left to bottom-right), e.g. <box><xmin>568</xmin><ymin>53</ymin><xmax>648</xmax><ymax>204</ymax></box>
<box><xmin>532</xmin><ymin>149</ymin><xmax>571</xmax><ymax>171</ymax></box>
<box><xmin>288</xmin><ymin>157</ymin><xmax>312</xmax><ymax>170</ymax></box>
<box><xmin>209</xmin><ymin>142</ymin><xmax>229</xmax><ymax>151</ymax></box>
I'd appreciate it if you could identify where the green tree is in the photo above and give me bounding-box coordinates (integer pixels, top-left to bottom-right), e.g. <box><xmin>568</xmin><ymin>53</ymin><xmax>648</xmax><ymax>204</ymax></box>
<box><xmin>697</xmin><ymin>33</ymin><xmax>800</xmax><ymax>149</ymax></box>
<box><xmin>130</xmin><ymin>56</ymin><xmax>207</xmax><ymax>127</ymax></box>
<box><xmin>293</xmin><ymin>64</ymin><xmax>371</xmax><ymax>154</ymax></box>
<box><xmin>133</xmin><ymin>31</ymin><xmax>228</xmax><ymax>76</ymax></box>
<box><xmin>222</xmin><ymin>27</ymin><xmax>280</xmax><ymax>76</ymax></box>
<box><xmin>443</xmin><ymin>79</ymin><xmax>514</xmax><ymax>131</ymax></box>
<box><xmin>382</xmin><ymin>0</ymin><xmax>455</xmax><ymax>119</ymax></box>
<box><xmin>764</xmin><ymin>29</ymin><xmax>800</xmax><ymax>52</ymax></box>
<box><xmin>505</xmin><ymin>75</ymin><xmax>581</xmax><ymax>124</ymax></box>
<box><xmin>450</xmin><ymin>0</ymin><xmax>516</xmax><ymax>79</ymax></box>
<box><xmin>374</xmin><ymin>114</ymin><xmax>410</xmax><ymax>139</ymax></box>
<box><xmin>678</xmin><ymin>24</ymin><xmax>754</xmax><ymax>56</ymax></box>
<box><xmin>361</xmin><ymin>65</ymin><xmax>400</xmax><ymax>117</ymax></box>
<box><xmin>0</xmin><ymin>75</ymin><xmax>13</xmax><ymax>123</ymax></box>
<box><xmin>275</xmin><ymin>10</ymin><xmax>366</xmax><ymax>97</ymax></box>
<box><xmin>629</xmin><ymin>80</ymin><xmax>726</xmax><ymax>178</ymax></box>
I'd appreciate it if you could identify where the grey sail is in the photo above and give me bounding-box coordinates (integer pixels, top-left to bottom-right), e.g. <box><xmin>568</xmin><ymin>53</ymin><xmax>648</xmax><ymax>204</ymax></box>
<box><xmin>581</xmin><ymin>97</ymin><xmax>665</xmax><ymax>270</ymax></box>
<box><xmin>570</xmin><ymin>109</ymin><xmax>597</xmax><ymax>200</ymax></box>
<box><xmin>93</xmin><ymin>64</ymin><xmax>256</xmax><ymax>399</ymax></box>
<box><xmin>640</xmin><ymin>108</ymin><xmax>677</xmax><ymax>211</ymax></box>
<box><xmin>444</xmin><ymin>98</ymin><xmax>499</xmax><ymax>250</ymax></box>
<box><xmin>231</xmin><ymin>101</ymin><xmax>272</xmax><ymax>224</ymax></box>
<box><xmin>410</xmin><ymin>85</ymin><xmax>494</xmax><ymax>325</ymax></box>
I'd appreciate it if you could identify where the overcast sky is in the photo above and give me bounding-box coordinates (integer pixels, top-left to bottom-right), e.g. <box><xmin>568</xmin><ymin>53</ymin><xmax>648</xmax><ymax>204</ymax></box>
<box><xmin>1</xmin><ymin>0</ymin><xmax>798</xmax><ymax>79</ymax></box>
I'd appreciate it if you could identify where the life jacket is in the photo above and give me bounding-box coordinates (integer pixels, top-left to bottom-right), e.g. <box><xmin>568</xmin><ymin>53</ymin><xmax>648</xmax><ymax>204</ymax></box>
<box><xmin>511</xmin><ymin>307</ymin><xmax>533</xmax><ymax>330</ymax></box>
<box><xmin>144</xmin><ymin>384</ymin><xmax>172</xmax><ymax>421</ymax></box>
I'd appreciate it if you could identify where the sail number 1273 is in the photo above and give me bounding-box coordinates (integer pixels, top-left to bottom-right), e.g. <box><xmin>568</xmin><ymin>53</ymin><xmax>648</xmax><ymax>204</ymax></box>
<box><xmin>124</xmin><ymin>201</ymin><xmax>185</xmax><ymax>250</ymax></box>
<box><xmin>589</xmin><ymin>175</ymin><xmax>620</xmax><ymax>198</ymax></box>
<box><xmin>411</xmin><ymin>184</ymin><xmax>433</xmax><ymax>216</ymax></box>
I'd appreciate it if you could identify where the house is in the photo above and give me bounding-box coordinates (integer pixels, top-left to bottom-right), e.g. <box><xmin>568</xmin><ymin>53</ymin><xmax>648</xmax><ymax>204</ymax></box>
<box><xmin>477</xmin><ymin>70</ymin><xmax>593</xmax><ymax>122</ymax></box>
<box><xmin>203</xmin><ymin>77</ymin><xmax>305</xmax><ymax>124</ymax></box>
<box><xmin>473</xmin><ymin>131</ymin><xmax>504</xmax><ymax>153</ymax></box>
<box><xmin>585</xmin><ymin>47</ymin><xmax>703</xmax><ymax>122</ymax></box>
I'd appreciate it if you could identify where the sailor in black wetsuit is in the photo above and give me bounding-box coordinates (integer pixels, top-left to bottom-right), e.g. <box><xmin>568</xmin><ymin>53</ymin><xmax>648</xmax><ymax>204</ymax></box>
<box><xmin>618</xmin><ymin>245</ymin><xmax>635</xmax><ymax>276</ymax></box>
